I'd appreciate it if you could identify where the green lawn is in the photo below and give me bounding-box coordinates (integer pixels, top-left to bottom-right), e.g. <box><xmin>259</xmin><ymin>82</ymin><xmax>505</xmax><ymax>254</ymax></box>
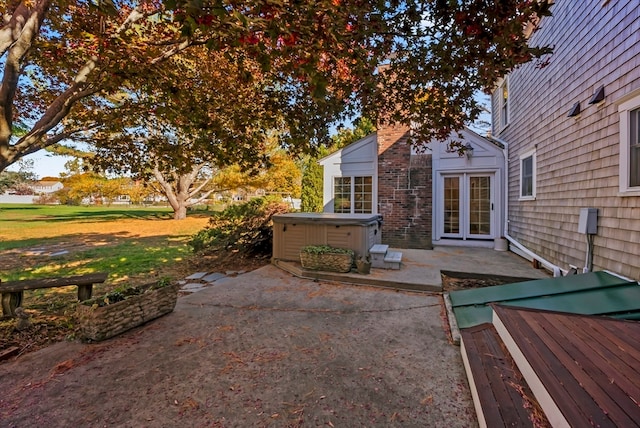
<box><xmin>0</xmin><ymin>204</ymin><xmax>211</xmax><ymax>284</ymax></box>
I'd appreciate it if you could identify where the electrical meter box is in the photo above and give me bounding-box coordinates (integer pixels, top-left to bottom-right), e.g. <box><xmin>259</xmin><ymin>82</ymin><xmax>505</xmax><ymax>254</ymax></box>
<box><xmin>578</xmin><ymin>208</ymin><xmax>598</xmax><ymax>234</ymax></box>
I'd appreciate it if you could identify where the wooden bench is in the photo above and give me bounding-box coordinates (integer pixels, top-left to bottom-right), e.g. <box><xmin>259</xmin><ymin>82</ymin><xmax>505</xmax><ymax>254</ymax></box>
<box><xmin>0</xmin><ymin>272</ymin><xmax>108</xmax><ymax>317</ymax></box>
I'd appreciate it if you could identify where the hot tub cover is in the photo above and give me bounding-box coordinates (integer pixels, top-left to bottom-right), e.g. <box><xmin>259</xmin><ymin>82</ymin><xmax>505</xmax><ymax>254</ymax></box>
<box><xmin>273</xmin><ymin>213</ymin><xmax>382</xmax><ymax>226</ymax></box>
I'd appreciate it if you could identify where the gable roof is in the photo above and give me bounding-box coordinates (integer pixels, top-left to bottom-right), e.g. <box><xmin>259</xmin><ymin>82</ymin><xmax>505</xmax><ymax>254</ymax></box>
<box><xmin>318</xmin><ymin>132</ymin><xmax>377</xmax><ymax>165</ymax></box>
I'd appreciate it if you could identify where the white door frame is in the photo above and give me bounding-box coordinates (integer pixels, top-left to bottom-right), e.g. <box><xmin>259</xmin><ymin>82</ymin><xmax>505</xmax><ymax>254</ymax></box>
<box><xmin>437</xmin><ymin>171</ymin><xmax>497</xmax><ymax>241</ymax></box>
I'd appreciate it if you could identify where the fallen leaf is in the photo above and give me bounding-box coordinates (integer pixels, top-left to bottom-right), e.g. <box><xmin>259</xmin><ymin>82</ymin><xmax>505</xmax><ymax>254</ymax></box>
<box><xmin>421</xmin><ymin>395</ymin><xmax>434</xmax><ymax>405</ymax></box>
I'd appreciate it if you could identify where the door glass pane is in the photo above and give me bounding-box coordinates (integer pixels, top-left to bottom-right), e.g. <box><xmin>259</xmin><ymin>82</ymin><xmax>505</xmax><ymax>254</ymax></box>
<box><xmin>469</xmin><ymin>176</ymin><xmax>490</xmax><ymax>235</ymax></box>
<box><xmin>444</xmin><ymin>177</ymin><xmax>460</xmax><ymax>234</ymax></box>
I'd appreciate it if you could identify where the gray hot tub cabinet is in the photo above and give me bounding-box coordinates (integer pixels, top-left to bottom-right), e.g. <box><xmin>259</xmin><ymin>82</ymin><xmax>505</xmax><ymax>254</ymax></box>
<box><xmin>272</xmin><ymin>213</ymin><xmax>383</xmax><ymax>262</ymax></box>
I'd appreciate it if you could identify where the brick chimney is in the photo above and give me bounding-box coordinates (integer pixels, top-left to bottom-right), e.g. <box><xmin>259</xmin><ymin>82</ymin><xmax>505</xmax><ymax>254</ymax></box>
<box><xmin>377</xmin><ymin>122</ymin><xmax>433</xmax><ymax>249</ymax></box>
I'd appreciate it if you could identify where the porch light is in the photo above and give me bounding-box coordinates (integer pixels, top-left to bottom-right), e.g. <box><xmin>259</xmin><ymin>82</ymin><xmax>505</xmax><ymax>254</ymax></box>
<box><xmin>567</xmin><ymin>102</ymin><xmax>581</xmax><ymax>117</ymax></box>
<box><xmin>465</xmin><ymin>143</ymin><xmax>474</xmax><ymax>159</ymax></box>
<box><xmin>589</xmin><ymin>85</ymin><xmax>605</xmax><ymax>104</ymax></box>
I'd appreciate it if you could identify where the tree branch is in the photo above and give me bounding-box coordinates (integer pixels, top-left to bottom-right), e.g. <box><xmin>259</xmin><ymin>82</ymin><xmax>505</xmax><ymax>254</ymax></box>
<box><xmin>188</xmin><ymin>174</ymin><xmax>212</xmax><ymax>196</ymax></box>
<box><xmin>0</xmin><ymin>3</ymin><xmax>171</xmax><ymax>171</ymax></box>
<box><xmin>0</xmin><ymin>0</ymin><xmax>51</xmax><ymax>149</ymax></box>
<box><xmin>0</xmin><ymin>1</ymin><xmax>51</xmax><ymax>57</ymax></box>
<box><xmin>189</xmin><ymin>187</ymin><xmax>216</xmax><ymax>205</ymax></box>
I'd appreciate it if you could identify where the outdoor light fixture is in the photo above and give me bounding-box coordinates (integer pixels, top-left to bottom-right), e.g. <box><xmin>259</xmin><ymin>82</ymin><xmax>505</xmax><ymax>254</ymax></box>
<box><xmin>589</xmin><ymin>85</ymin><xmax>605</xmax><ymax>104</ymax></box>
<box><xmin>568</xmin><ymin>102</ymin><xmax>581</xmax><ymax>117</ymax></box>
<box><xmin>465</xmin><ymin>143</ymin><xmax>474</xmax><ymax>159</ymax></box>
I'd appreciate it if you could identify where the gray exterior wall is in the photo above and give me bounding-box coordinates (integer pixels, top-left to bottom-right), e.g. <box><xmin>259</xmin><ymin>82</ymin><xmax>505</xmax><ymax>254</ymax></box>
<box><xmin>492</xmin><ymin>1</ymin><xmax>640</xmax><ymax>279</ymax></box>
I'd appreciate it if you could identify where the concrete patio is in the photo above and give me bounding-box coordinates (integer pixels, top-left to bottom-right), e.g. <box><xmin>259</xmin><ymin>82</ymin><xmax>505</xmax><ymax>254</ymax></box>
<box><xmin>274</xmin><ymin>246</ymin><xmax>551</xmax><ymax>292</ymax></box>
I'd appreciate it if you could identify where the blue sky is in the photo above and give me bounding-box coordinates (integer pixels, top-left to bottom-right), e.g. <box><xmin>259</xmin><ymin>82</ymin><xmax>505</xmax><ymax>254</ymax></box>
<box><xmin>6</xmin><ymin>150</ymin><xmax>72</xmax><ymax>179</ymax></box>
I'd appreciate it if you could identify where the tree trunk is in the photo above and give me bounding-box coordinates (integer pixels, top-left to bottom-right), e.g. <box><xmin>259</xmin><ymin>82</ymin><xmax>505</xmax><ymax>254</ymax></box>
<box><xmin>173</xmin><ymin>202</ymin><xmax>188</xmax><ymax>220</ymax></box>
<box><xmin>152</xmin><ymin>166</ymin><xmax>199</xmax><ymax>220</ymax></box>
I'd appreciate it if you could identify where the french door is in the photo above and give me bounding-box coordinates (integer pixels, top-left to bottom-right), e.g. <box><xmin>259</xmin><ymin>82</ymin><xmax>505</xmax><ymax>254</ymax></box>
<box><xmin>441</xmin><ymin>173</ymin><xmax>494</xmax><ymax>240</ymax></box>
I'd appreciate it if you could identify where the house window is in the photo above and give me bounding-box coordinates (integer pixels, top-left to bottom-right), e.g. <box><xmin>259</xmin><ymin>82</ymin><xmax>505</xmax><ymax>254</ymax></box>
<box><xmin>631</xmin><ymin>108</ymin><xmax>640</xmax><ymax>187</ymax></box>
<box><xmin>619</xmin><ymin>92</ymin><xmax>640</xmax><ymax>193</ymax></box>
<box><xmin>520</xmin><ymin>149</ymin><xmax>536</xmax><ymax>199</ymax></box>
<box><xmin>334</xmin><ymin>177</ymin><xmax>352</xmax><ymax>213</ymax></box>
<box><xmin>334</xmin><ymin>176</ymin><xmax>373</xmax><ymax>213</ymax></box>
<box><xmin>493</xmin><ymin>77</ymin><xmax>510</xmax><ymax>133</ymax></box>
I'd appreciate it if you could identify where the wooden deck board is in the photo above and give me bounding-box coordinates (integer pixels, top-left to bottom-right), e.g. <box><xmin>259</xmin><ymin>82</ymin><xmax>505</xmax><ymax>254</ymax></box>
<box><xmin>556</xmin><ymin>315</ymin><xmax>640</xmax><ymax>405</ymax></box>
<box><xmin>506</xmin><ymin>311</ymin><xmax>600</xmax><ymax>425</ymax></box>
<box><xmin>532</xmin><ymin>313</ymin><xmax>634</xmax><ymax>426</ymax></box>
<box><xmin>493</xmin><ymin>305</ymin><xmax>640</xmax><ymax>428</ymax></box>
<box><xmin>460</xmin><ymin>323</ymin><xmax>549</xmax><ymax>427</ymax></box>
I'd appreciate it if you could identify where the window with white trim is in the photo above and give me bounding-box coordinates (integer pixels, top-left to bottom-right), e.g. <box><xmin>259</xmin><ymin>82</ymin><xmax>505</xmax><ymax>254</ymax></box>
<box><xmin>333</xmin><ymin>176</ymin><xmax>373</xmax><ymax>213</ymax></box>
<box><xmin>519</xmin><ymin>149</ymin><xmax>536</xmax><ymax>199</ymax></box>
<box><xmin>493</xmin><ymin>77</ymin><xmax>510</xmax><ymax>134</ymax></box>
<box><xmin>618</xmin><ymin>93</ymin><xmax>640</xmax><ymax>193</ymax></box>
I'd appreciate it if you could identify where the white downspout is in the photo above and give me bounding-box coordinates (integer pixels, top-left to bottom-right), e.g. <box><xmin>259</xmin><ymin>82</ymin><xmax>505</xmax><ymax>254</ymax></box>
<box><xmin>490</xmin><ymin>135</ymin><xmax>562</xmax><ymax>277</ymax></box>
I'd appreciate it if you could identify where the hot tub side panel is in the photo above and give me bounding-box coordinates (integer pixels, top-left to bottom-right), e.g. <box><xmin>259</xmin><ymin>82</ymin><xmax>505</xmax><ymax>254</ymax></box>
<box><xmin>272</xmin><ymin>216</ymin><xmax>382</xmax><ymax>263</ymax></box>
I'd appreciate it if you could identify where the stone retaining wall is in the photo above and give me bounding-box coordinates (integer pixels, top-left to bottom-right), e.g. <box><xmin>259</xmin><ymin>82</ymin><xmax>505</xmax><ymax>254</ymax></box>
<box><xmin>77</xmin><ymin>284</ymin><xmax>178</xmax><ymax>342</ymax></box>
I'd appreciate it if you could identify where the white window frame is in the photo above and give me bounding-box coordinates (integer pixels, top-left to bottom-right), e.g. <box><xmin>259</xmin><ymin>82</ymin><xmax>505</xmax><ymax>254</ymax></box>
<box><xmin>618</xmin><ymin>92</ymin><xmax>640</xmax><ymax>195</ymax></box>
<box><xmin>493</xmin><ymin>76</ymin><xmax>510</xmax><ymax>134</ymax></box>
<box><xmin>519</xmin><ymin>148</ymin><xmax>536</xmax><ymax>200</ymax></box>
<box><xmin>333</xmin><ymin>175</ymin><xmax>374</xmax><ymax>214</ymax></box>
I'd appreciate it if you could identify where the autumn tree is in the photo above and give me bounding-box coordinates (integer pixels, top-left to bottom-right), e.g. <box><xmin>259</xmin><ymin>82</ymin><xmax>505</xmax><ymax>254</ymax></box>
<box><xmin>300</xmin><ymin>157</ymin><xmax>324</xmax><ymax>212</ymax></box>
<box><xmin>56</xmin><ymin>171</ymin><xmax>105</xmax><ymax>204</ymax></box>
<box><xmin>0</xmin><ymin>159</ymin><xmax>36</xmax><ymax>193</ymax></box>
<box><xmin>76</xmin><ymin>45</ymin><xmax>294</xmax><ymax>219</ymax></box>
<box><xmin>1</xmin><ymin>0</ymin><xmax>553</xmax><ymax>173</ymax></box>
<box><xmin>122</xmin><ymin>179</ymin><xmax>154</xmax><ymax>205</ymax></box>
<box><xmin>209</xmin><ymin>153</ymin><xmax>302</xmax><ymax>208</ymax></box>
<box><xmin>255</xmin><ymin>151</ymin><xmax>302</xmax><ymax>198</ymax></box>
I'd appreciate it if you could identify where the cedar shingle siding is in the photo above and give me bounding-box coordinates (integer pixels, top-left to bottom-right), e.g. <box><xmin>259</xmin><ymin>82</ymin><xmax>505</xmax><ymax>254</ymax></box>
<box><xmin>494</xmin><ymin>1</ymin><xmax>640</xmax><ymax>279</ymax></box>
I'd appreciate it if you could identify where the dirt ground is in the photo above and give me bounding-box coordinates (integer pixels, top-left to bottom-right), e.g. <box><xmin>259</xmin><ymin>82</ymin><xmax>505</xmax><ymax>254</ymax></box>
<box><xmin>440</xmin><ymin>270</ymin><xmax>535</xmax><ymax>291</ymax></box>
<box><xmin>0</xmin><ymin>265</ymin><xmax>478</xmax><ymax>427</ymax></box>
<box><xmin>0</xmin><ymin>244</ymin><xmax>269</xmax><ymax>358</ymax></box>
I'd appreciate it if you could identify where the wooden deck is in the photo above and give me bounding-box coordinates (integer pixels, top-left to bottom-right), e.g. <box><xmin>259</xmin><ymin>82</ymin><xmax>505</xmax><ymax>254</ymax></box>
<box><xmin>492</xmin><ymin>305</ymin><xmax>640</xmax><ymax>427</ymax></box>
<box><xmin>460</xmin><ymin>323</ymin><xmax>550</xmax><ymax>427</ymax></box>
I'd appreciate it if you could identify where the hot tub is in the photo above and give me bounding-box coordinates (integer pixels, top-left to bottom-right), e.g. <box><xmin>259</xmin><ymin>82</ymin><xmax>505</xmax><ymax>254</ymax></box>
<box><xmin>272</xmin><ymin>213</ymin><xmax>383</xmax><ymax>262</ymax></box>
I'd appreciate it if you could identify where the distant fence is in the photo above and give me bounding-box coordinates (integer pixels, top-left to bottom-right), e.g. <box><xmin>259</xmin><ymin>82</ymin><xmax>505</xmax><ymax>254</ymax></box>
<box><xmin>0</xmin><ymin>195</ymin><xmax>37</xmax><ymax>204</ymax></box>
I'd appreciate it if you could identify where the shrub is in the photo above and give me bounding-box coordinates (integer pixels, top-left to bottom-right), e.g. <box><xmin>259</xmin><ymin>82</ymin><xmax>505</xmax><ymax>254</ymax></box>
<box><xmin>33</xmin><ymin>193</ymin><xmax>59</xmax><ymax>205</ymax></box>
<box><xmin>189</xmin><ymin>196</ymin><xmax>292</xmax><ymax>256</ymax></box>
<box><xmin>300</xmin><ymin>245</ymin><xmax>354</xmax><ymax>255</ymax></box>
<box><xmin>300</xmin><ymin>156</ymin><xmax>324</xmax><ymax>212</ymax></box>
<box><xmin>83</xmin><ymin>277</ymin><xmax>174</xmax><ymax>308</ymax></box>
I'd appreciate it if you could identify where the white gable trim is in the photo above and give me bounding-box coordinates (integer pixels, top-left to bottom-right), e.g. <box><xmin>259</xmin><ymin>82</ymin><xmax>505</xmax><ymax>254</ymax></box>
<box><xmin>430</xmin><ymin>128</ymin><xmax>506</xmax><ymax>244</ymax></box>
<box><xmin>319</xmin><ymin>133</ymin><xmax>378</xmax><ymax>213</ymax></box>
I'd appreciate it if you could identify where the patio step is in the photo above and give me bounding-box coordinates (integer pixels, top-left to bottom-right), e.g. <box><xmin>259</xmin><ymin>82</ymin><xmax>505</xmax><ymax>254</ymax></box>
<box><xmin>369</xmin><ymin>244</ymin><xmax>402</xmax><ymax>270</ymax></box>
<box><xmin>384</xmin><ymin>251</ymin><xmax>402</xmax><ymax>270</ymax></box>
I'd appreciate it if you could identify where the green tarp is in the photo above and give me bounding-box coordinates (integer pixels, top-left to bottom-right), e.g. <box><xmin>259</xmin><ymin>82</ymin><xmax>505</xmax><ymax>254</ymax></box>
<box><xmin>449</xmin><ymin>271</ymin><xmax>640</xmax><ymax>329</ymax></box>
